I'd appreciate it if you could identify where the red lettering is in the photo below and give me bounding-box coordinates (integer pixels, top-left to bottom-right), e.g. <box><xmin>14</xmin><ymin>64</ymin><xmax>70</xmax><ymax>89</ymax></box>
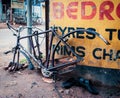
<box><xmin>52</xmin><ymin>1</ymin><xmax>119</xmax><ymax>20</ymax></box>
<box><xmin>81</xmin><ymin>1</ymin><xmax>96</xmax><ymax>19</ymax></box>
<box><xmin>116</xmin><ymin>3</ymin><xmax>120</xmax><ymax>18</ymax></box>
<box><xmin>99</xmin><ymin>1</ymin><xmax>114</xmax><ymax>20</ymax></box>
<box><xmin>52</xmin><ymin>2</ymin><xmax>64</xmax><ymax>19</ymax></box>
<box><xmin>66</xmin><ymin>2</ymin><xmax>78</xmax><ymax>19</ymax></box>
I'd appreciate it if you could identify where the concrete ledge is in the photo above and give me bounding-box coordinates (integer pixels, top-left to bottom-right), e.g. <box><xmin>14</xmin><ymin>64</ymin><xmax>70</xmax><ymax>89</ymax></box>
<box><xmin>75</xmin><ymin>65</ymin><xmax>120</xmax><ymax>86</ymax></box>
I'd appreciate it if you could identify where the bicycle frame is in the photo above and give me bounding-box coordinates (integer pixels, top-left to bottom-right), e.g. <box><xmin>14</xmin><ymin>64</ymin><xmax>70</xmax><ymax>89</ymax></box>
<box><xmin>18</xmin><ymin>28</ymin><xmax>109</xmax><ymax>71</ymax></box>
<box><xmin>16</xmin><ymin>29</ymin><xmax>81</xmax><ymax>70</ymax></box>
<box><xmin>6</xmin><ymin>21</ymin><xmax>110</xmax><ymax>76</ymax></box>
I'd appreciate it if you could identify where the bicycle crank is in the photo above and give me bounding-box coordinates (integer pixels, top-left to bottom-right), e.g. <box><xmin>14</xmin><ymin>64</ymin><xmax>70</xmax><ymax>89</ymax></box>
<box><xmin>41</xmin><ymin>68</ymin><xmax>53</xmax><ymax>78</ymax></box>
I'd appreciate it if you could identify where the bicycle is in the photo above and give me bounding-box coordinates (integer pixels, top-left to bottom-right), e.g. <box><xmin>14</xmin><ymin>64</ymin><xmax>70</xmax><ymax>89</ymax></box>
<box><xmin>4</xmin><ymin>21</ymin><xmax>110</xmax><ymax>78</ymax></box>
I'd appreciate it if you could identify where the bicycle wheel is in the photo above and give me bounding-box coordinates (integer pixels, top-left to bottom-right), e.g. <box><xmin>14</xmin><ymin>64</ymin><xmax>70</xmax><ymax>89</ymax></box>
<box><xmin>46</xmin><ymin>29</ymin><xmax>85</xmax><ymax>75</ymax></box>
<box><xmin>48</xmin><ymin>28</ymin><xmax>109</xmax><ymax>75</ymax></box>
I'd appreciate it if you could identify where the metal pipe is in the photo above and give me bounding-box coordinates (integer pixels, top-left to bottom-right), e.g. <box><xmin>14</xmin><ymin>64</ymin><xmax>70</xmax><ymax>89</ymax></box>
<box><xmin>45</xmin><ymin>0</ymin><xmax>49</xmax><ymax>58</ymax></box>
<box><xmin>0</xmin><ymin>0</ymin><xmax>2</xmax><ymax>22</ymax></box>
<box><xmin>27</xmin><ymin>0</ymin><xmax>32</xmax><ymax>53</ymax></box>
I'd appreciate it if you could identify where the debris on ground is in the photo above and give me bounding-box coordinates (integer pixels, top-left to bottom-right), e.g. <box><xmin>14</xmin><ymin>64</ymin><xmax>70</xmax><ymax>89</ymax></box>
<box><xmin>0</xmin><ymin>23</ymin><xmax>120</xmax><ymax>98</ymax></box>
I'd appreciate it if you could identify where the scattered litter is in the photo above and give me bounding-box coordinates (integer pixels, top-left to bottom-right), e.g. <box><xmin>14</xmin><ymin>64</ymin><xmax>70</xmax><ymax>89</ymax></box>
<box><xmin>42</xmin><ymin>77</ymin><xmax>55</xmax><ymax>83</ymax></box>
<box><xmin>17</xmin><ymin>71</ymin><xmax>23</xmax><ymax>75</ymax></box>
<box><xmin>64</xmin><ymin>89</ymin><xmax>70</xmax><ymax>95</ymax></box>
<box><xmin>31</xmin><ymin>82</ymin><xmax>38</xmax><ymax>88</ymax></box>
<box><xmin>58</xmin><ymin>89</ymin><xmax>64</xmax><ymax>93</ymax></box>
<box><xmin>18</xmin><ymin>93</ymin><xmax>24</xmax><ymax>98</ymax></box>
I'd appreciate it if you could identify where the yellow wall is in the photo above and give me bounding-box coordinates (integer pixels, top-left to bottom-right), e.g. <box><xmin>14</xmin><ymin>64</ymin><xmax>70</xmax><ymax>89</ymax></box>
<box><xmin>49</xmin><ymin>0</ymin><xmax>120</xmax><ymax>69</ymax></box>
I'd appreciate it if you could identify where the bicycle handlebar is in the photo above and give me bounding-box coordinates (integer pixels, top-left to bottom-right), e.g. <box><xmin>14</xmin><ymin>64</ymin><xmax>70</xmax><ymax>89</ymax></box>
<box><xmin>6</xmin><ymin>21</ymin><xmax>43</xmax><ymax>35</ymax></box>
<box><xmin>6</xmin><ymin>21</ymin><xmax>110</xmax><ymax>45</ymax></box>
<box><xmin>6</xmin><ymin>21</ymin><xmax>18</xmax><ymax>32</ymax></box>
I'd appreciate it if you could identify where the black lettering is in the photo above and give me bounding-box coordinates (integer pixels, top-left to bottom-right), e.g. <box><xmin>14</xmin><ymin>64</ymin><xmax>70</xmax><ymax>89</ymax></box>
<box><xmin>59</xmin><ymin>27</ymin><xmax>67</xmax><ymax>35</ymax></box>
<box><xmin>68</xmin><ymin>27</ymin><xmax>75</xmax><ymax>32</ymax></box>
<box><xmin>64</xmin><ymin>45</ymin><xmax>72</xmax><ymax>55</ymax></box>
<box><xmin>68</xmin><ymin>27</ymin><xmax>76</xmax><ymax>38</ymax></box>
<box><xmin>71</xmin><ymin>46</ymin><xmax>76</xmax><ymax>56</ymax></box>
<box><xmin>115</xmin><ymin>50</ymin><xmax>120</xmax><ymax>61</ymax></box>
<box><xmin>93</xmin><ymin>48</ymin><xmax>102</xmax><ymax>59</ymax></box>
<box><xmin>53</xmin><ymin>44</ymin><xmax>60</xmax><ymax>55</ymax></box>
<box><xmin>77</xmin><ymin>46</ymin><xmax>85</xmax><ymax>57</ymax></box>
<box><xmin>60</xmin><ymin>45</ymin><xmax>64</xmax><ymax>55</ymax></box>
<box><xmin>118</xmin><ymin>30</ymin><xmax>120</xmax><ymax>40</ymax></box>
<box><xmin>64</xmin><ymin>46</ymin><xmax>84</xmax><ymax>56</ymax></box>
<box><xmin>103</xmin><ymin>49</ymin><xmax>113</xmax><ymax>60</ymax></box>
<box><xmin>76</xmin><ymin>28</ymin><xmax>85</xmax><ymax>39</ymax></box>
<box><xmin>54</xmin><ymin>26</ymin><xmax>58</xmax><ymax>30</ymax></box>
<box><xmin>86</xmin><ymin>28</ymin><xmax>96</xmax><ymax>39</ymax></box>
<box><xmin>51</xmin><ymin>26</ymin><xmax>58</xmax><ymax>37</ymax></box>
<box><xmin>106</xmin><ymin>29</ymin><xmax>117</xmax><ymax>40</ymax></box>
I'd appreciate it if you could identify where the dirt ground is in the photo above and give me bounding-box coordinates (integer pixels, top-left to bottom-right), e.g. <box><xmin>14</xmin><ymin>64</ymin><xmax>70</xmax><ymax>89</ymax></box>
<box><xmin>0</xmin><ymin>23</ymin><xmax>120</xmax><ymax>98</ymax></box>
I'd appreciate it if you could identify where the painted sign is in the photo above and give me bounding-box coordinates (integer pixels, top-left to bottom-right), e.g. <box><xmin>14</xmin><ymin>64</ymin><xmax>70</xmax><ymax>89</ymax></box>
<box><xmin>11</xmin><ymin>0</ymin><xmax>24</xmax><ymax>9</ymax></box>
<box><xmin>49</xmin><ymin>0</ymin><xmax>120</xmax><ymax>69</ymax></box>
